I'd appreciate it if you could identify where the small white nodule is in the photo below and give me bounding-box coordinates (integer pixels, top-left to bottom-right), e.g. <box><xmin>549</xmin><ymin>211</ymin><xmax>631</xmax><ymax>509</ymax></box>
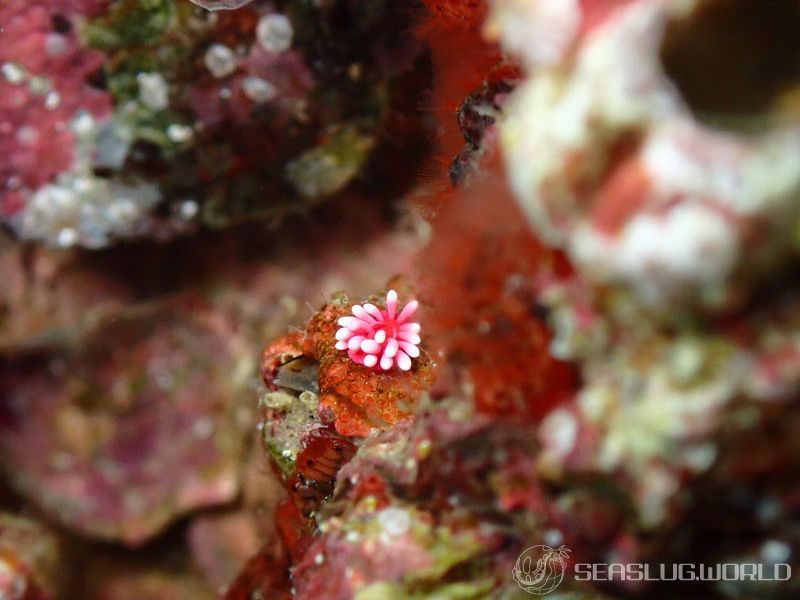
<box><xmin>242</xmin><ymin>76</ymin><xmax>278</xmax><ymax>103</ymax></box>
<box><xmin>204</xmin><ymin>44</ymin><xmax>237</xmax><ymax>79</ymax></box>
<box><xmin>256</xmin><ymin>13</ymin><xmax>294</xmax><ymax>54</ymax></box>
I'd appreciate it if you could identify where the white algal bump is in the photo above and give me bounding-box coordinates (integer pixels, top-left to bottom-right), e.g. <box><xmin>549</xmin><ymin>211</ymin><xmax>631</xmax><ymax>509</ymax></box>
<box><xmin>2</xmin><ymin>62</ymin><xmax>26</xmax><ymax>84</ymax></box>
<box><xmin>45</xmin><ymin>34</ymin><xmax>69</xmax><ymax>57</ymax></box>
<box><xmin>16</xmin><ymin>126</ymin><xmax>39</xmax><ymax>146</ymax></box>
<box><xmin>72</xmin><ymin>112</ymin><xmax>96</xmax><ymax>137</ymax></box>
<box><xmin>204</xmin><ymin>43</ymin><xmax>237</xmax><ymax>78</ymax></box>
<box><xmin>761</xmin><ymin>540</ymin><xmax>791</xmax><ymax>564</ymax></box>
<box><xmin>540</xmin><ymin>408</ymin><xmax>578</xmax><ymax>458</ymax></box>
<box><xmin>57</xmin><ymin>227</ymin><xmax>78</xmax><ymax>248</ymax></box>
<box><xmin>56</xmin><ymin>227</ymin><xmax>78</xmax><ymax>248</ymax></box>
<box><xmin>137</xmin><ymin>72</ymin><xmax>169</xmax><ymax>110</ymax></box>
<box><xmin>179</xmin><ymin>199</ymin><xmax>199</xmax><ymax>219</ymax></box>
<box><xmin>47</xmin><ymin>186</ymin><xmax>79</xmax><ymax>211</ymax></box>
<box><xmin>28</xmin><ymin>76</ymin><xmax>51</xmax><ymax>96</ymax></box>
<box><xmin>167</xmin><ymin>123</ymin><xmax>194</xmax><ymax>143</ymax></box>
<box><xmin>377</xmin><ymin>507</ymin><xmax>410</xmax><ymax>537</ymax></box>
<box><xmin>256</xmin><ymin>14</ymin><xmax>293</xmax><ymax>53</ymax></box>
<box><xmin>345</xmin><ymin>531</ymin><xmax>360</xmax><ymax>543</ymax></box>
<box><xmin>44</xmin><ymin>91</ymin><xmax>61</xmax><ymax>110</ymax></box>
<box><xmin>242</xmin><ymin>76</ymin><xmax>278</xmax><ymax>103</ymax></box>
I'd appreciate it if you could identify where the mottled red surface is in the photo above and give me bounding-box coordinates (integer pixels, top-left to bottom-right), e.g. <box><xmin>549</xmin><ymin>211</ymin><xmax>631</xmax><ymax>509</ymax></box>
<box><xmin>421</xmin><ymin>0</ymin><xmax>486</xmax><ymax>29</ymax></box>
<box><xmin>292</xmin><ymin>516</ymin><xmax>442</xmax><ymax>600</ymax></box>
<box><xmin>274</xmin><ymin>499</ymin><xmax>315</xmax><ymax>564</ymax></box>
<box><xmin>222</xmin><ymin>536</ymin><xmax>292</xmax><ymax>600</ymax></box>
<box><xmin>416</xmin><ymin>0</ymin><xmax>500</xmax><ymax>178</ymax></box>
<box><xmin>289</xmin><ymin>399</ymin><xmax>548</xmax><ymax>599</ymax></box>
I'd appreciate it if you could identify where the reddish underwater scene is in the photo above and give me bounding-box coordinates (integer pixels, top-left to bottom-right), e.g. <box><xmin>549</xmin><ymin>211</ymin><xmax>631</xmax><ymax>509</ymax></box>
<box><xmin>1</xmin><ymin>0</ymin><xmax>799</xmax><ymax>598</ymax></box>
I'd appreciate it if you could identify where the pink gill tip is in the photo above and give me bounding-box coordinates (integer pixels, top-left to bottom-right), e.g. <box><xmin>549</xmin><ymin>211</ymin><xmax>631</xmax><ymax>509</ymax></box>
<box><xmin>335</xmin><ymin>290</ymin><xmax>421</xmax><ymax>371</ymax></box>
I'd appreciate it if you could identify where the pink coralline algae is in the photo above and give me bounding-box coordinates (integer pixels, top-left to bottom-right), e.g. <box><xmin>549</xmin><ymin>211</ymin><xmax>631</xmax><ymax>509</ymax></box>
<box><xmin>335</xmin><ymin>290</ymin><xmax>421</xmax><ymax>371</ymax></box>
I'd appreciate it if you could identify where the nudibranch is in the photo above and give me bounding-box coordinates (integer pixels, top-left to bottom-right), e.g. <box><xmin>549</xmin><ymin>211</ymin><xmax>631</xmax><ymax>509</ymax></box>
<box><xmin>335</xmin><ymin>290</ymin><xmax>421</xmax><ymax>371</ymax></box>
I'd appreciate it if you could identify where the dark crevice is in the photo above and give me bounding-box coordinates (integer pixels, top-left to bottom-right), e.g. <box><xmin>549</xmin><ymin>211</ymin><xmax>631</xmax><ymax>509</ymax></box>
<box><xmin>661</xmin><ymin>0</ymin><xmax>800</xmax><ymax>122</ymax></box>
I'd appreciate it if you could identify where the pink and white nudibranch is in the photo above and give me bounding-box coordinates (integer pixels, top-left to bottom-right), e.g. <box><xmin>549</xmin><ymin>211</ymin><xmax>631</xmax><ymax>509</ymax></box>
<box><xmin>335</xmin><ymin>290</ymin><xmax>421</xmax><ymax>371</ymax></box>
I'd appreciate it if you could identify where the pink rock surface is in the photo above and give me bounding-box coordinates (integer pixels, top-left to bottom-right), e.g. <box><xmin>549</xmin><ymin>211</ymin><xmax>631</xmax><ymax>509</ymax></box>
<box><xmin>0</xmin><ymin>307</ymin><xmax>250</xmax><ymax>546</ymax></box>
<box><xmin>188</xmin><ymin>439</ymin><xmax>286</xmax><ymax>594</ymax></box>
<box><xmin>0</xmin><ymin>1</ymin><xmax>112</xmax><ymax>217</ymax></box>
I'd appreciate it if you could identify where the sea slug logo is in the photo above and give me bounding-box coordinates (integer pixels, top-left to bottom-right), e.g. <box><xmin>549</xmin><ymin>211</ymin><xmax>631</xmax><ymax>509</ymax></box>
<box><xmin>513</xmin><ymin>544</ymin><xmax>571</xmax><ymax>595</ymax></box>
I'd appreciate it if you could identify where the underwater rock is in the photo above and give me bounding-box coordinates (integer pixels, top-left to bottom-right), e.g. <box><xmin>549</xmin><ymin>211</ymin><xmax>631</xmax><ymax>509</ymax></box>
<box><xmin>0</xmin><ymin>1</ymin><xmax>113</xmax><ymax>244</ymax></box>
<box><xmin>90</xmin><ymin>568</ymin><xmax>215</xmax><ymax>600</ymax></box>
<box><xmin>189</xmin><ymin>428</ymin><xmax>288</xmax><ymax>593</ymax></box>
<box><xmin>189</xmin><ymin>512</ymin><xmax>264</xmax><ymax>594</ymax></box>
<box><xmin>260</xmin><ymin>290</ymin><xmax>435</xmax><ymax>438</ymax></box>
<box><xmin>0</xmin><ymin>233</ymin><xmax>133</xmax><ymax>352</ymax></box>
<box><xmin>0</xmin><ymin>306</ymin><xmax>250</xmax><ymax>546</ymax></box>
<box><xmin>492</xmin><ymin>0</ymin><xmax>800</xmax><ymax>313</ymax></box>
<box><xmin>304</xmin><ymin>292</ymin><xmax>435</xmax><ymax>437</ymax></box>
<box><xmin>0</xmin><ymin>514</ymin><xmax>62</xmax><ymax>600</ymax></box>
<box><xmin>236</xmin><ymin>5</ymin><xmax>800</xmax><ymax>598</ymax></box>
<box><xmin>485</xmin><ymin>0</ymin><xmax>800</xmax><ymax>534</ymax></box>
<box><xmin>1</xmin><ymin>0</ymin><xmax>429</xmax><ymax>247</ymax></box>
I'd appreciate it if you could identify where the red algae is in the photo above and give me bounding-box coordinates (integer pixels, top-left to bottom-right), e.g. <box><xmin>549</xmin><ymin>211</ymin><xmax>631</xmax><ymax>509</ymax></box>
<box><xmin>419</xmin><ymin>166</ymin><xmax>578</xmax><ymax>421</ymax></box>
<box><xmin>421</xmin><ymin>0</ymin><xmax>486</xmax><ymax>28</ymax></box>
<box><xmin>274</xmin><ymin>500</ymin><xmax>315</xmax><ymax>564</ymax></box>
<box><xmin>416</xmin><ymin>0</ymin><xmax>501</xmax><ymax>183</ymax></box>
<box><xmin>221</xmin><ymin>544</ymin><xmax>292</xmax><ymax>600</ymax></box>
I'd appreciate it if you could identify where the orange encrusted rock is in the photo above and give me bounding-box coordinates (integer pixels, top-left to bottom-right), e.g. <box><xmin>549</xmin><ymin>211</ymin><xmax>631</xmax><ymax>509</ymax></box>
<box><xmin>259</xmin><ymin>291</ymin><xmax>434</xmax><ymax>437</ymax></box>
<box><xmin>308</xmin><ymin>294</ymin><xmax>435</xmax><ymax>437</ymax></box>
